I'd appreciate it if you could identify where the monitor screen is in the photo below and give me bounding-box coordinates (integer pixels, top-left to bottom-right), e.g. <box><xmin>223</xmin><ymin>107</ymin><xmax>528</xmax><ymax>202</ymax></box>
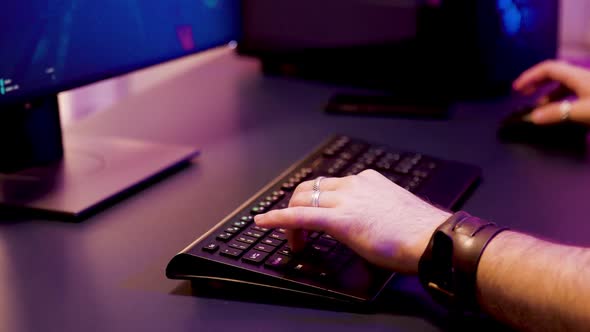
<box><xmin>0</xmin><ymin>0</ymin><xmax>241</xmax><ymax>104</ymax></box>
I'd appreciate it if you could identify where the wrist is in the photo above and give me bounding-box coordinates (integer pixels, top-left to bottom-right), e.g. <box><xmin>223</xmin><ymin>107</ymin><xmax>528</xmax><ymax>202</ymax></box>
<box><xmin>408</xmin><ymin>209</ymin><xmax>452</xmax><ymax>275</ymax></box>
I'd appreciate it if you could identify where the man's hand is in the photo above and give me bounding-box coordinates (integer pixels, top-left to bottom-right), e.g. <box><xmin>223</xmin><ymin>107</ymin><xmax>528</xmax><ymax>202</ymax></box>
<box><xmin>254</xmin><ymin>170</ymin><xmax>450</xmax><ymax>274</ymax></box>
<box><xmin>513</xmin><ymin>60</ymin><xmax>590</xmax><ymax>125</ymax></box>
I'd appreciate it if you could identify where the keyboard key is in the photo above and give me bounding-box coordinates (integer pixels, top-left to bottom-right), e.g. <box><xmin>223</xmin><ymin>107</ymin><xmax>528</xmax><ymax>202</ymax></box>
<box><xmin>300</xmin><ymin>167</ymin><xmax>313</xmax><ymax>176</ymax></box>
<box><xmin>315</xmin><ymin>237</ymin><xmax>338</xmax><ymax>248</ymax></box>
<box><xmin>413</xmin><ymin>160</ymin><xmax>437</xmax><ymax>177</ymax></box>
<box><xmin>236</xmin><ymin>235</ymin><xmax>257</xmax><ymax>245</ymax></box>
<box><xmin>281</xmin><ymin>181</ymin><xmax>297</xmax><ymax>191</ymax></box>
<box><xmin>220</xmin><ymin>248</ymin><xmax>243</xmax><ymax>259</ymax></box>
<box><xmin>316</xmin><ymin>235</ymin><xmax>338</xmax><ymax>244</ymax></box>
<box><xmin>225</xmin><ymin>227</ymin><xmax>240</xmax><ymax>234</ymax></box>
<box><xmin>339</xmin><ymin>152</ymin><xmax>354</xmax><ymax>160</ymax></box>
<box><xmin>317</xmin><ymin>270</ymin><xmax>334</xmax><ymax>280</ymax></box>
<box><xmin>394</xmin><ymin>155</ymin><xmax>420</xmax><ymax>174</ymax></box>
<box><xmin>242</xmin><ymin>250</ymin><xmax>269</xmax><ymax>265</ymax></box>
<box><xmin>326</xmin><ymin>158</ymin><xmax>348</xmax><ymax>175</ymax></box>
<box><xmin>289</xmin><ymin>175</ymin><xmax>303</xmax><ymax>184</ymax></box>
<box><xmin>412</xmin><ymin>170</ymin><xmax>429</xmax><ymax>178</ymax></box>
<box><xmin>308</xmin><ymin>243</ymin><xmax>332</xmax><ymax>255</ymax></box>
<box><xmin>291</xmin><ymin>262</ymin><xmax>316</xmax><ymax>276</ymax></box>
<box><xmin>382</xmin><ymin>152</ymin><xmax>401</xmax><ymax>162</ymax></box>
<box><xmin>251</xmin><ymin>225</ymin><xmax>270</xmax><ymax>232</ymax></box>
<box><xmin>240</xmin><ymin>215</ymin><xmax>254</xmax><ymax>223</ymax></box>
<box><xmin>348</xmin><ymin>142</ymin><xmax>368</xmax><ymax>154</ymax></box>
<box><xmin>265</xmin><ymin>254</ymin><xmax>292</xmax><ymax>270</ymax></box>
<box><xmin>269</xmin><ymin>231</ymin><xmax>287</xmax><ymax>241</ymax></box>
<box><xmin>369</xmin><ymin>147</ymin><xmax>385</xmax><ymax>157</ymax></box>
<box><xmin>202</xmin><ymin>243</ymin><xmax>219</xmax><ymax>253</ymax></box>
<box><xmin>394</xmin><ymin>166</ymin><xmax>411</xmax><ymax>174</ymax></box>
<box><xmin>277</xmin><ymin>245</ymin><xmax>293</xmax><ymax>256</ymax></box>
<box><xmin>321</xmin><ymin>234</ymin><xmax>336</xmax><ymax>241</ymax></box>
<box><xmin>323</xmin><ymin>148</ymin><xmax>337</xmax><ymax>157</ymax></box>
<box><xmin>308</xmin><ymin>232</ymin><xmax>320</xmax><ymax>240</ymax></box>
<box><xmin>232</xmin><ymin>220</ymin><xmax>248</xmax><ymax>228</ymax></box>
<box><xmin>375</xmin><ymin>160</ymin><xmax>394</xmax><ymax>172</ymax></box>
<box><xmin>266</xmin><ymin>190</ymin><xmax>285</xmax><ymax>201</ymax></box>
<box><xmin>258</xmin><ymin>200</ymin><xmax>273</xmax><ymax>208</ymax></box>
<box><xmin>302</xmin><ymin>245</ymin><xmax>333</xmax><ymax>263</ymax></box>
<box><xmin>272</xmin><ymin>190</ymin><xmax>286</xmax><ymax>198</ymax></box>
<box><xmin>254</xmin><ymin>244</ymin><xmax>275</xmax><ymax>253</ymax></box>
<box><xmin>244</xmin><ymin>230</ymin><xmax>264</xmax><ymax>238</ymax></box>
<box><xmin>228</xmin><ymin>241</ymin><xmax>251</xmax><ymax>251</ymax></box>
<box><xmin>216</xmin><ymin>232</ymin><xmax>233</xmax><ymax>242</ymax></box>
<box><xmin>405</xmin><ymin>177</ymin><xmax>423</xmax><ymax>191</ymax></box>
<box><xmin>261</xmin><ymin>237</ymin><xmax>283</xmax><ymax>247</ymax></box>
<box><xmin>385</xmin><ymin>173</ymin><xmax>402</xmax><ymax>184</ymax></box>
<box><xmin>251</xmin><ymin>205</ymin><xmax>267</xmax><ymax>215</ymax></box>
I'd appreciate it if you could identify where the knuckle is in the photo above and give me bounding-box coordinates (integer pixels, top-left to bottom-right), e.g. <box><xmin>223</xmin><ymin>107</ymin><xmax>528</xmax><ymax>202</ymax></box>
<box><xmin>541</xmin><ymin>59</ymin><xmax>560</xmax><ymax>68</ymax></box>
<box><xmin>299</xmin><ymin>179</ymin><xmax>313</xmax><ymax>190</ymax></box>
<box><xmin>292</xmin><ymin>181</ymin><xmax>308</xmax><ymax>196</ymax></box>
<box><xmin>357</xmin><ymin>169</ymin><xmax>383</xmax><ymax>182</ymax></box>
<box><xmin>359</xmin><ymin>169</ymin><xmax>380</xmax><ymax>178</ymax></box>
<box><xmin>548</xmin><ymin>60</ymin><xmax>571</xmax><ymax>73</ymax></box>
<box><xmin>344</xmin><ymin>174</ymin><xmax>361</xmax><ymax>186</ymax></box>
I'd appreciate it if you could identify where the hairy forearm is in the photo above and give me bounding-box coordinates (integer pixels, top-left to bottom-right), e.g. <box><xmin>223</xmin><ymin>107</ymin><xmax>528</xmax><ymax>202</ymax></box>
<box><xmin>476</xmin><ymin>231</ymin><xmax>590</xmax><ymax>331</ymax></box>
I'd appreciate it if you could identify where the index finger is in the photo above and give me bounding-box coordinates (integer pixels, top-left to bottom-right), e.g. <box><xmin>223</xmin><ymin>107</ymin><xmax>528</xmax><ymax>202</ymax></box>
<box><xmin>255</xmin><ymin>207</ymin><xmax>335</xmax><ymax>252</ymax></box>
<box><xmin>513</xmin><ymin>61</ymin><xmax>583</xmax><ymax>95</ymax></box>
<box><xmin>254</xmin><ymin>206</ymin><xmax>333</xmax><ymax>233</ymax></box>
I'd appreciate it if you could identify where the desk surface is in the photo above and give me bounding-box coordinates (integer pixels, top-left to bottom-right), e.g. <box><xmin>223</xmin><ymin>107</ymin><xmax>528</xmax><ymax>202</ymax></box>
<box><xmin>2</xmin><ymin>48</ymin><xmax>590</xmax><ymax>332</ymax></box>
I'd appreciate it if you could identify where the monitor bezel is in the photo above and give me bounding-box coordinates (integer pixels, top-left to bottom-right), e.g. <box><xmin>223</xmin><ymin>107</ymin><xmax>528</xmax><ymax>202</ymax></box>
<box><xmin>0</xmin><ymin>38</ymin><xmax>238</xmax><ymax>107</ymax></box>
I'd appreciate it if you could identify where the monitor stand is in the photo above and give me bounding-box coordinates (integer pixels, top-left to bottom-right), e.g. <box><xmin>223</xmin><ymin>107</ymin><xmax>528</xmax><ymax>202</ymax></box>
<box><xmin>0</xmin><ymin>96</ymin><xmax>199</xmax><ymax>220</ymax></box>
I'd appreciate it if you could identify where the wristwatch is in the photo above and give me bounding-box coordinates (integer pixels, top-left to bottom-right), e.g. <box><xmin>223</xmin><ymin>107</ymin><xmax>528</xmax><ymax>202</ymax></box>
<box><xmin>418</xmin><ymin>211</ymin><xmax>508</xmax><ymax>312</ymax></box>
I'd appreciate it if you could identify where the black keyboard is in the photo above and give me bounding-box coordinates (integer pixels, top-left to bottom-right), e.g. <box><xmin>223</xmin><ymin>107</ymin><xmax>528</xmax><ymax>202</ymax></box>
<box><xmin>166</xmin><ymin>135</ymin><xmax>480</xmax><ymax>305</ymax></box>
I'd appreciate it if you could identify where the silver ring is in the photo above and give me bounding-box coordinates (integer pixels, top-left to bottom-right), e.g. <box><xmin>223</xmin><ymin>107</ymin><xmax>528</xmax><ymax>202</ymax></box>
<box><xmin>311</xmin><ymin>190</ymin><xmax>321</xmax><ymax>208</ymax></box>
<box><xmin>559</xmin><ymin>100</ymin><xmax>572</xmax><ymax>121</ymax></box>
<box><xmin>311</xmin><ymin>176</ymin><xmax>325</xmax><ymax>208</ymax></box>
<box><xmin>312</xmin><ymin>176</ymin><xmax>326</xmax><ymax>192</ymax></box>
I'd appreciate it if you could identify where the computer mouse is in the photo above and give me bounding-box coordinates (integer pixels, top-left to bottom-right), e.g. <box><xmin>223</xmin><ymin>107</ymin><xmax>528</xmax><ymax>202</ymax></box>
<box><xmin>497</xmin><ymin>105</ymin><xmax>589</xmax><ymax>146</ymax></box>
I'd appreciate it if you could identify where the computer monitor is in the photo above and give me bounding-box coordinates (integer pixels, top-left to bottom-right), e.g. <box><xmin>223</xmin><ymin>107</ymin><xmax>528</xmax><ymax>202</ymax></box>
<box><xmin>238</xmin><ymin>0</ymin><xmax>558</xmax><ymax>98</ymax></box>
<box><xmin>0</xmin><ymin>1</ymin><xmax>241</xmax><ymax>219</ymax></box>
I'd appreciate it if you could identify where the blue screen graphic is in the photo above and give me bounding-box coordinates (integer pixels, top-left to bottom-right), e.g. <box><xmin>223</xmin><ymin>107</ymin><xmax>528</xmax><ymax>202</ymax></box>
<box><xmin>0</xmin><ymin>0</ymin><xmax>241</xmax><ymax>102</ymax></box>
<box><xmin>498</xmin><ymin>0</ymin><xmax>523</xmax><ymax>36</ymax></box>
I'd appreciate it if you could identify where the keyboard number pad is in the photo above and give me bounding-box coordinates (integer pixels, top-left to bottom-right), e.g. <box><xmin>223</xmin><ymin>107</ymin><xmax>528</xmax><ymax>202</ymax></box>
<box><xmin>242</xmin><ymin>250</ymin><xmax>269</xmax><ymax>265</ymax></box>
<box><xmin>265</xmin><ymin>253</ymin><xmax>292</xmax><ymax>270</ymax></box>
<box><xmin>220</xmin><ymin>248</ymin><xmax>243</xmax><ymax>259</ymax></box>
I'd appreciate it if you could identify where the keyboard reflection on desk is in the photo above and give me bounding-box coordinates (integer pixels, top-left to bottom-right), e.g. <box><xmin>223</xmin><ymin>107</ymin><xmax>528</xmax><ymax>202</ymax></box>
<box><xmin>166</xmin><ymin>135</ymin><xmax>480</xmax><ymax>305</ymax></box>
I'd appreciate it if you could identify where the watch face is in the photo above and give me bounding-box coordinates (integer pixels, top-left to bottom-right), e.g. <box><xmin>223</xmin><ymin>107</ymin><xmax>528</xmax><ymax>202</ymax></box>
<box><xmin>419</xmin><ymin>229</ymin><xmax>456</xmax><ymax>306</ymax></box>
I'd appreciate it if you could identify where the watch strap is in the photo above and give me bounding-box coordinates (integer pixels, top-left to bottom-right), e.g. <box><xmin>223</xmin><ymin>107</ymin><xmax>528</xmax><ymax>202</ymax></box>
<box><xmin>418</xmin><ymin>211</ymin><xmax>509</xmax><ymax>311</ymax></box>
